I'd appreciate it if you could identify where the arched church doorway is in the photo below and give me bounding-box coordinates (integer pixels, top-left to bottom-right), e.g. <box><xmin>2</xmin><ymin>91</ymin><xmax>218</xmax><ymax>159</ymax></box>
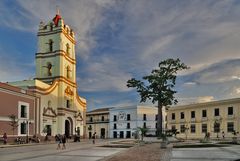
<box><xmin>65</xmin><ymin>117</ymin><xmax>73</xmax><ymax>138</ymax></box>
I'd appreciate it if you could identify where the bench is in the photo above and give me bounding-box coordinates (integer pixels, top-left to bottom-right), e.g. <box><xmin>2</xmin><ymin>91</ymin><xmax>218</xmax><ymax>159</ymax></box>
<box><xmin>15</xmin><ymin>138</ymin><xmax>25</xmax><ymax>144</ymax></box>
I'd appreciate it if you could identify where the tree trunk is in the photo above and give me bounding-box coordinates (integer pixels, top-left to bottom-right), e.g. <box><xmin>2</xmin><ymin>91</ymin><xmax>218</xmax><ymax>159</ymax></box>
<box><xmin>157</xmin><ymin>101</ymin><xmax>163</xmax><ymax>137</ymax></box>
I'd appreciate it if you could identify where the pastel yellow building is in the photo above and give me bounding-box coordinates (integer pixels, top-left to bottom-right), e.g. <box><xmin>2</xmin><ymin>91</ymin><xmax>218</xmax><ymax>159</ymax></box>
<box><xmin>166</xmin><ymin>98</ymin><xmax>240</xmax><ymax>139</ymax></box>
<box><xmin>9</xmin><ymin>13</ymin><xmax>87</xmax><ymax>138</ymax></box>
<box><xmin>86</xmin><ymin>108</ymin><xmax>110</xmax><ymax>139</ymax></box>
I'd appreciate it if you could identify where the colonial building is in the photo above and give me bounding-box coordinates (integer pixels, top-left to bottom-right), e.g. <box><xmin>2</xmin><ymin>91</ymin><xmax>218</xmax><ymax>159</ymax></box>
<box><xmin>0</xmin><ymin>82</ymin><xmax>38</xmax><ymax>140</ymax></box>
<box><xmin>109</xmin><ymin>105</ymin><xmax>159</xmax><ymax>139</ymax></box>
<box><xmin>86</xmin><ymin>108</ymin><xmax>110</xmax><ymax>139</ymax></box>
<box><xmin>166</xmin><ymin>98</ymin><xmax>240</xmax><ymax>139</ymax></box>
<box><xmin>8</xmin><ymin>13</ymin><xmax>87</xmax><ymax>138</ymax></box>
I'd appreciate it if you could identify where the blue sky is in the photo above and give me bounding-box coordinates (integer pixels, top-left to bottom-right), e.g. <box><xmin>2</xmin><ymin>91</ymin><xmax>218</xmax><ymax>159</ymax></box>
<box><xmin>1</xmin><ymin>0</ymin><xmax>240</xmax><ymax>111</ymax></box>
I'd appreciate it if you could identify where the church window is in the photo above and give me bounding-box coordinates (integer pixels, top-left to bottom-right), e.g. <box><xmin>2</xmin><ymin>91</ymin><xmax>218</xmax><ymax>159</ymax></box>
<box><xmin>66</xmin><ymin>100</ymin><xmax>70</xmax><ymax>108</ymax></box>
<box><xmin>47</xmin><ymin>63</ymin><xmax>52</xmax><ymax>76</ymax></box>
<box><xmin>49</xmin><ymin>39</ymin><xmax>53</xmax><ymax>52</ymax></box>
<box><xmin>66</xmin><ymin>66</ymin><xmax>71</xmax><ymax>79</ymax></box>
<box><xmin>66</xmin><ymin>43</ymin><xmax>70</xmax><ymax>55</ymax></box>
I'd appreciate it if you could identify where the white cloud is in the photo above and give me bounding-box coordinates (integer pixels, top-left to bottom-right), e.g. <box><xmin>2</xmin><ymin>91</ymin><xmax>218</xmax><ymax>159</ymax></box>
<box><xmin>177</xmin><ymin>96</ymin><xmax>215</xmax><ymax>105</ymax></box>
<box><xmin>142</xmin><ymin>35</ymin><xmax>176</xmax><ymax>59</ymax></box>
<box><xmin>77</xmin><ymin>56</ymin><xmax>132</xmax><ymax>92</ymax></box>
<box><xmin>187</xmin><ymin>59</ymin><xmax>240</xmax><ymax>84</ymax></box>
<box><xmin>183</xmin><ymin>82</ymin><xmax>197</xmax><ymax>87</ymax></box>
<box><xmin>2</xmin><ymin>0</ymin><xmax>240</xmax><ymax>108</ymax></box>
<box><xmin>196</xmin><ymin>96</ymin><xmax>215</xmax><ymax>103</ymax></box>
<box><xmin>1</xmin><ymin>0</ymin><xmax>116</xmax><ymax>59</ymax></box>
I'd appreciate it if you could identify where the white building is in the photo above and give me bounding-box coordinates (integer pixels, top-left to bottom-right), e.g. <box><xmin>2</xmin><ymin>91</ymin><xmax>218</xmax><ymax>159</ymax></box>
<box><xmin>109</xmin><ymin>105</ymin><xmax>161</xmax><ymax>138</ymax></box>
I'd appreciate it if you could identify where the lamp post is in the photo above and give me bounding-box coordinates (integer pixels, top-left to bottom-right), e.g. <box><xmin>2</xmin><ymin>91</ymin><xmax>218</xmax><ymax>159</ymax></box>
<box><xmin>184</xmin><ymin>125</ymin><xmax>189</xmax><ymax>140</ymax></box>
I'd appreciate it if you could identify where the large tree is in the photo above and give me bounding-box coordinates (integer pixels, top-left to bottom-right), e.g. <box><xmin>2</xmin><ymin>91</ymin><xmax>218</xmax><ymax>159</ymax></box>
<box><xmin>127</xmin><ymin>58</ymin><xmax>189</xmax><ymax>136</ymax></box>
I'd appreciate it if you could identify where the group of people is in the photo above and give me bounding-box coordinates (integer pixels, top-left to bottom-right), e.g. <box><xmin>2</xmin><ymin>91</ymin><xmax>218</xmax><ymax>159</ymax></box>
<box><xmin>55</xmin><ymin>134</ymin><xmax>67</xmax><ymax>150</ymax></box>
<box><xmin>2</xmin><ymin>132</ymin><xmax>97</xmax><ymax>147</ymax></box>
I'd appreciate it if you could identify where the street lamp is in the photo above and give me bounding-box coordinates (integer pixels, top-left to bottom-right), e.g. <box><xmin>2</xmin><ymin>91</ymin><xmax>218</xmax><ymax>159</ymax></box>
<box><xmin>184</xmin><ymin>125</ymin><xmax>189</xmax><ymax>140</ymax></box>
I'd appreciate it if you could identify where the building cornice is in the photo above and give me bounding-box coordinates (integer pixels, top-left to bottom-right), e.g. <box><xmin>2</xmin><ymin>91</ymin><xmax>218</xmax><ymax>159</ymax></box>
<box><xmin>37</xmin><ymin>28</ymin><xmax>75</xmax><ymax>44</ymax></box>
<box><xmin>168</xmin><ymin>98</ymin><xmax>240</xmax><ymax>111</ymax></box>
<box><xmin>36</xmin><ymin>50</ymin><xmax>76</xmax><ymax>64</ymax></box>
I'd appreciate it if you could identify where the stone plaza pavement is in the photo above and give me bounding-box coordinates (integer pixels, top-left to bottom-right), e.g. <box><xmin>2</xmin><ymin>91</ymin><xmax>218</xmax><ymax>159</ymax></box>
<box><xmin>171</xmin><ymin>145</ymin><xmax>240</xmax><ymax>161</ymax></box>
<box><xmin>0</xmin><ymin>139</ymin><xmax>127</xmax><ymax>161</ymax></box>
<box><xmin>1</xmin><ymin>138</ymin><xmax>240</xmax><ymax>161</ymax></box>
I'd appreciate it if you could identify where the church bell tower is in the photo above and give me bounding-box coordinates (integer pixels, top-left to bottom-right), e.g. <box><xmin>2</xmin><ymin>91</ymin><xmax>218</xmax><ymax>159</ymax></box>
<box><xmin>36</xmin><ymin>12</ymin><xmax>76</xmax><ymax>84</ymax></box>
<box><xmin>35</xmin><ymin>12</ymin><xmax>86</xmax><ymax>137</ymax></box>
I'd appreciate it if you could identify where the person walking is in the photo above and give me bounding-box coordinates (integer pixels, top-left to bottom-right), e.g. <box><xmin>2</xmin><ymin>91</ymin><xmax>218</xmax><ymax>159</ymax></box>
<box><xmin>3</xmin><ymin>133</ymin><xmax>7</xmax><ymax>145</ymax></box>
<box><xmin>62</xmin><ymin>134</ymin><xmax>67</xmax><ymax>149</ymax></box>
<box><xmin>222</xmin><ymin>131</ymin><xmax>225</xmax><ymax>139</ymax></box>
<box><xmin>55</xmin><ymin>134</ymin><xmax>61</xmax><ymax>150</ymax></box>
<box><xmin>92</xmin><ymin>132</ymin><xmax>96</xmax><ymax>144</ymax></box>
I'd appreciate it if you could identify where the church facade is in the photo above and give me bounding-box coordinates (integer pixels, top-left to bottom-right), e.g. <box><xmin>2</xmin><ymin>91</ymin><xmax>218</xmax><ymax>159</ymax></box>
<box><xmin>9</xmin><ymin>13</ymin><xmax>87</xmax><ymax>138</ymax></box>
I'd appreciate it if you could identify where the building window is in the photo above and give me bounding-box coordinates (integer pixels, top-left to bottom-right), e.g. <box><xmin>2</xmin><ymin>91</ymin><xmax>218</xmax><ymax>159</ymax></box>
<box><xmin>143</xmin><ymin>122</ymin><xmax>146</xmax><ymax>128</ymax></box>
<box><xmin>66</xmin><ymin>43</ymin><xmax>70</xmax><ymax>55</ymax></box>
<box><xmin>202</xmin><ymin>124</ymin><xmax>207</xmax><ymax>133</ymax></box>
<box><xmin>202</xmin><ymin>110</ymin><xmax>207</xmax><ymax>118</ymax></box>
<box><xmin>46</xmin><ymin>63</ymin><xmax>52</xmax><ymax>76</ymax></box>
<box><xmin>180</xmin><ymin>125</ymin><xmax>185</xmax><ymax>133</ymax></box>
<box><xmin>20</xmin><ymin>105</ymin><xmax>27</xmax><ymax>118</ymax></box>
<box><xmin>101</xmin><ymin>116</ymin><xmax>104</xmax><ymax>121</ymax></box>
<box><xmin>66</xmin><ymin>66</ymin><xmax>71</xmax><ymax>79</ymax></box>
<box><xmin>214</xmin><ymin>108</ymin><xmax>219</xmax><ymax>116</ymax></box>
<box><xmin>20</xmin><ymin>122</ymin><xmax>27</xmax><ymax>135</ymax></box>
<box><xmin>155</xmin><ymin>114</ymin><xmax>158</xmax><ymax>121</ymax></box>
<box><xmin>113</xmin><ymin>115</ymin><xmax>117</xmax><ymax>121</ymax></box>
<box><xmin>143</xmin><ymin>114</ymin><xmax>147</xmax><ymax>121</ymax></box>
<box><xmin>227</xmin><ymin>122</ymin><xmax>234</xmax><ymax>133</ymax></box>
<box><xmin>191</xmin><ymin>111</ymin><xmax>195</xmax><ymax>119</ymax></box>
<box><xmin>171</xmin><ymin>125</ymin><xmax>176</xmax><ymax>130</ymax></box>
<box><xmin>113</xmin><ymin>123</ymin><xmax>117</xmax><ymax>129</ymax></box>
<box><xmin>190</xmin><ymin>124</ymin><xmax>195</xmax><ymax>133</ymax></box>
<box><xmin>127</xmin><ymin>123</ymin><xmax>130</xmax><ymax>129</ymax></box>
<box><xmin>90</xmin><ymin>117</ymin><xmax>93</xmax><ymax>122</ymax></box>
<box><xmin>155</xmin><ymin>123</ymin><xmax>157</xmax><ymax>128</ymax></box>
<box><xmin>214</xmin><ymin>122</ymin><xmax>220</xmax><ymax>133</ymax></box>
<box><xmin>180</xmin><ymin>112</ymin><xmax>184</xmax><ymax>119</ymax></box>
<box><xmin>171</xmin><ymin>113</ymin><xmax>175</xmax><ymax>120</ymax></box>
<box><xmin>66</xmin><ymin>100</ymin><xmax>70</xmax><ymax>108</ymax></box>
<box><xmin>49</xmin><ymin>39</ymin><xmax>53</xmax><ymax>52</ymax></box>
<box><xmin>127</xmin><ymin>114</ymin><xmax>131</xmax><ymax>121</ymax></box>
<box><xmin>228</xmin><ymin>107</ymin><xmax>233</xmax><ymax>115</ymax></box>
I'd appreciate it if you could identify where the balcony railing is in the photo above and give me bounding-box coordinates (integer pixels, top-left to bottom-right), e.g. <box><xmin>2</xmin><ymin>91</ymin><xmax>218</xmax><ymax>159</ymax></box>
<box><xmin>201</xmin><ymin>117</ymin><xmax>208</xmax><ymax>121</ymax></box>
<box><xmin>86</xmin><ymin>119</ymin><xmax>109</xmax><ymax>123</ymax></box>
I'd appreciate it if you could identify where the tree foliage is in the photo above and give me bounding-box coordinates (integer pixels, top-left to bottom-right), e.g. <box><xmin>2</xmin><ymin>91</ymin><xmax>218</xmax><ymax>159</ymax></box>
<box><xmin>127</xmin><ymin>58</ymin><xmax>189</xmax><ymax>105</ymax></box>
<box><xmin>127</xmin><ymin>58</ymin><xmax>189</xmax><ymax>135</ymax></box>
<box><xmin>8</xmin><ymin>114</ymin><xmax>18</xmax><ymax>135</ymax></box>
<box><xmin>138</xmin><ymin>127</ymin><xmax>148</xmax><ymax>141</ymax></box>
